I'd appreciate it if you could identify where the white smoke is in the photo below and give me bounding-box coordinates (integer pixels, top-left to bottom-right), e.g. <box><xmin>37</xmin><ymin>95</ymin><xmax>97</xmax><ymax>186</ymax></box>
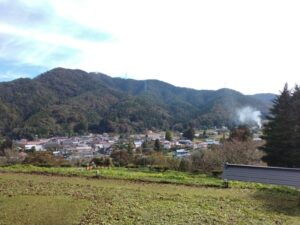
<box><xmin>236</xmin><ymin>106</ymin><xmax>262</xmax><ymax>128</ymax></box>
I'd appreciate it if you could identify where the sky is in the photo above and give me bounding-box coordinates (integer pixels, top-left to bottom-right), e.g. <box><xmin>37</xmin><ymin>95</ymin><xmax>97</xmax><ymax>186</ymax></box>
<box><xmin>0</xmin><ymin>0</ymin><xmax>300</xmax><ymax>94</ymax></box>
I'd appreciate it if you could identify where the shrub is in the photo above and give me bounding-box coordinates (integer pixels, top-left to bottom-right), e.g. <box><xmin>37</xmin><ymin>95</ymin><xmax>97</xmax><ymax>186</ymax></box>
<box><xmin>148</xmin><ymin>165</ymin><xmax>169</xmax><ymax>172</ymax></box>
<box><xmin>126</xmin><ymin>163</ymin><xmax>139</xmax><ymax>168</ymax></box>
<box><xmin>178</xmin><ymin>158</ymin><xmax>192</xmax><ymax>172</ymax></box>
<box><xmin>23</xmin><ymin>151</ymin><xmax>69</xmax><ymax>167</ymax></box>
<box><xmin>211</xmin><ymin>170</ymin><xmax>222</xmax><ymax>178</ymax></box>
<box><xmin>91</xmin><ymin>157</ymin><xmax>113</xmax><ymax>167</ymax></box>
<box><xmin>190</xmin><ymin>140</ymin><xmax>265</xmax><ymax>173</ymax></box>
<box><xmin>133</xmin><ymin>155</ymin><xmax>154</xmax><ymax>167</ymax></box>
<box><xmin>110</xmin><ymin>150</ymin><xmax>130</xmax><ymax>167</ymax></box>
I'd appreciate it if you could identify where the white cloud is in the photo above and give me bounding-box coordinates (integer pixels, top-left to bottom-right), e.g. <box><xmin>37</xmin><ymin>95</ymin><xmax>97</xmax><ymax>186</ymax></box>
<box><xmin>1</xmin><ymin>0</ymin><xmax>300</xmax><ymax>94</ymax></box>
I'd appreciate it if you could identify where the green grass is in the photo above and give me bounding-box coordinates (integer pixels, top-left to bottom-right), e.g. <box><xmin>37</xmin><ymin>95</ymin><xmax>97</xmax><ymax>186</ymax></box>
<box><xmin>0</xmin><ymin>164</ymin><xmax>223</xmax><ymax>187</ymax></box>
<box><xmin>0</xmin><ymin>165</ymin><xmax>297</xmax><ymax>193</ymax></box>
<box><xmin>0</xmin><ymin>172</ymin><xmax>299</xmax><ymax>225</ymax></box>
<box><xmin>0</xmin><ymin>195</ymin><xmax>90</xmax><ymax>225</ymax></box>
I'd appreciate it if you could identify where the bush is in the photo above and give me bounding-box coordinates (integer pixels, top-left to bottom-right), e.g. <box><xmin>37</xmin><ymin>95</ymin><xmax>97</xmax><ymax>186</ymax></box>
<box><xmin>80</xmin><ymin>163</ymin><xmax>89</xmax><ymax>167</ymax></box>
<box><xmin>178</xmin><ymin>158</ymin><xmax>192</xmax><ymax>172</ymax></box>
<box><xmin>60</xmin><ymin>164</ymin><xmax>72</xmax><ymax>168</ymax></box>
<box><xmin>190</xmin><ymin>140</ymin><xmax>265</xmax><ymax>173</ymax></box>
<box><xmin>91</xmin><ymin>157</ymin><xmax>113</xmax><ymax>167</ymax></box>
<box><xmin>211</xmin><ymin>170</ymin><xmax>222</xmax><ymax>178</ymax></box>
<box><xmin>110</xmin><ymin>150</ymin><xmax>130</xmax><ymax>167</ymax></box>
<box><xmin>148</xmin><ymin>165</ymin><xmax>169</xmax><ymax>172</ymax></box>
<box><xmin>165</xmin><ymin>157</ymin><xmax>180</xmax><ymax>170</ymax></box>
<box><xmin>126</xmin><ymin>163</ymin><xmax>139</xmax><ymax>168</ymax></box>
<box><xmin>133</xmin><ymin>155</ymin><xmax>154</xmax><ymax>167</ymax></box>
<box><xmin>23</xmin><ymin>151</ymin><xmax>69</xmax><ymax>167</ymax></box>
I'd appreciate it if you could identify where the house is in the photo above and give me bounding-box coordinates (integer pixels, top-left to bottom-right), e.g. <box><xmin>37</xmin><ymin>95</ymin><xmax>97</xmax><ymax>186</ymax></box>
<box><xmin>163</xmin><ymin>141</ymin><xmax>172</xmax><ymax>149</ymax></box>
<box><xmin>24</xmin><ymin>141</ymin><xmax>45</xmax><ymax>151</ymax></box>
<box><xmin>204</xmin><ymin>139</ymin><xmax>220</xmax><ymax>145</ymax></box>
<box><xmin>177</xmin><ymin>140</ymin><xmax>194</xmax><ymax>148</ymax></box>
<box><xmin>134</xmin><ymin>140</ymin><xmax>143</xmax><ymax>148</ymax></box>
<box><xmin>146</xmin><ymin>130</ymin><xmax>165</xmax><ymax>141</ymax></box>
<box><xmin>173</xmin><ymin>149</ymin><xmax>190</xmax><ymax>158</ymax></box>
<box><xmin>197</xmin><ymin>142</ymin><xmax>208</xmax><ymax>149</ymax></box>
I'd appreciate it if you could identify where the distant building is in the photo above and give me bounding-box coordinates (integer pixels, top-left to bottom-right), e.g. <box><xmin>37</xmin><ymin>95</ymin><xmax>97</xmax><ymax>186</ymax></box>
<box><xmin>204</xmin><ymin>139</ymin><xmax>220</xmax><ymax>145</ymax></box>
<box><xmin>173</xmin><ymin>149</ymin><xmax>190</xmax><ymax>158</ymax></box>
<box><xmin>178</xmin><ymin>140</ymin><xmax>192</xmax><ymax>145</ymax></box>
<box><xmin>24</xmin><ymin>141</ymin><xmax>45</xmax><ymax>151</ymax></box>
<box><xmin>163</xmin><ymin>141</ymin><xmax>172</xmax><ymax>149</ymax></box>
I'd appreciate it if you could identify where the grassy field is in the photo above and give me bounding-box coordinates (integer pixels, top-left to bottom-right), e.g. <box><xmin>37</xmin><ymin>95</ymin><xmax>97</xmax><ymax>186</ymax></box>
<box><xmin>0</xmin><ymin>167</ymin><xmax>299</xmax><ymax>224</ymax></box>
<box><xmin>0</xmin><ymin>165</ymin><xmax>223</xmax><ymax>187</ymax></box>
<box><xmin>0</xmin><ymin>165</ymin><xmax>296</xmax><ymax>192</ymax></box>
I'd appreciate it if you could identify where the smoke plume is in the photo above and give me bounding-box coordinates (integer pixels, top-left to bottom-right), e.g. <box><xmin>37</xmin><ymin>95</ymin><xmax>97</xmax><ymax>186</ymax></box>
<box><xmin>236</xmin><ymin>106</ymin><xmax>262</xmax><ymax>128</ymax></box>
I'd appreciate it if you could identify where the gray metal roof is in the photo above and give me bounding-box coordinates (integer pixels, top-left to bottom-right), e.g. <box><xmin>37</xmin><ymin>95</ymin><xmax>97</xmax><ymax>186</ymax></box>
<box><xmin>222</xmin><ymin>163</ymin><xmax>300</xmax><ymax>188</ymax></box>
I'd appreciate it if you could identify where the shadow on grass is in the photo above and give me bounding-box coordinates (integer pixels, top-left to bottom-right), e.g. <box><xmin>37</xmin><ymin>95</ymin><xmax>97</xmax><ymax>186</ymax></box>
<box><xmin>251</xmin><ymin>188</ymin><xmax>300</xmax><ymax>216</ymax></box>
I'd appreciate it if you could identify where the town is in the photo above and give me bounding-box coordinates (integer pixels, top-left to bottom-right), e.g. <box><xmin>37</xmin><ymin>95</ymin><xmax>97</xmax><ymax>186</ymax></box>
<box><xmin>11</xmin><ymin>126</ymin><xmax>262</xmax><ymax>164</ymax></box>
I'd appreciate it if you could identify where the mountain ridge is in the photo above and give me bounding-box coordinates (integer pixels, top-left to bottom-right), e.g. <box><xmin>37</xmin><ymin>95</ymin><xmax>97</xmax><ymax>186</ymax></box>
<box><xmin>0</xmin><ymin>68</ymin><xmax>276</xmax><ymax>138</ymax></box>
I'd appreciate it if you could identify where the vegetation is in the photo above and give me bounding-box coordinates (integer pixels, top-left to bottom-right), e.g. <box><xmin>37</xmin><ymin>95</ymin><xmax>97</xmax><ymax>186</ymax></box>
<box><xmin>0</xmin><ymin>165</ymin><xmax>222</xmax><ymax>187</ymax></box>
<box><xmin>91</xmin><ymin>157</ymin><xmax>113</xmax><ymax>167</ymax></box>
<box><xmin>0</xmin><ymin>137</ymin><xmax>12</xmax><ymax>156</ymax></box>
<box><xmin>165</xmin><ymin>130</ymin><xmax>172</xmax><ymax>141</ymax></box>
<box><xmin>0</xmin><ymin>171</ymin><xmax>299</xmax><ymax>224</ymax></box>
<box><xmin>154</xmin><ymin>139</ymin><xmax>161</xmax><ymax>151</ymax></box>
<box><xmin>261</xmin><ymin>84</ymin><xmax>300</xmax><ymax>167</ymax></box>
<box><xmin>0</xmin><ymin>194</ymin><xmax>90</xmax><ymax>225</ymax></box>
<box><xmin>183</xmin><ymin>127</ymin><xmax>195</xmax><ymax>141</ymax></box>
<box><xmin>229</xmin><ymin>125</ymin><xmax>252</xmax><ymax>142</ymax></box>
<box><xmin>0</xmin><ymin>68</ymin><xmax>274</xmax><ymax>139</ymax></box>
<box><xmin>0</xmin><ymin>164</ymin><xmax>295</xmax><ymax>193</ymax></box>
<box><xmin>191</xmin><ymin>140</ymin><xmax>264</xmax><ymax>172</ymax></box>
<box><xmin>23</xmin><ymin>151</ymin><xmax>68</xmax><ymax>167</ymax></box>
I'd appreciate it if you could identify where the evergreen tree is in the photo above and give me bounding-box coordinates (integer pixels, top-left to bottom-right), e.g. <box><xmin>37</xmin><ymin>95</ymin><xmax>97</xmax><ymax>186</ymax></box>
<box><xmin>98</xmin><ymin>119</ymin><xmax>115</xmax><ymax>133</ymax></box>
<box><xmin>73</xmin><ymin>121</ymin><xmax>87</xmax><ymax>134</ymax></box>
<box><xmin>183</xmin><ymin>127</ymin><xmax>195</xmax><ymax>141</ymax></box>
<box><xmin>127</xmin><ymin>141</ymin><xmax>134</xmax><ymax>155</ymax></box>
<box><xmin>154</xmin><ymin>139</ymin><xmax>161</xmax><ymax>151</ymax></box>
<box><xmin>0</xmin><ymin>137</ymin><xmax>12</xmax><ymax>156</ymax></box>
<box><xmin>261</xmin><ymin>84</ymin><xmax>296</xmax><ymax>167</ymax></box>
<box><xmin>165</xmin><ymin>130</ymin><xmax>172</xmax><ymax>141</ymax></box>
<box><xmin>142</xmin><ymin>140</ymin><xmax>147</xmax><ymax>149</ymax></box>
<box><xmin>290</xmin><ymin>85</ymin><xmax>300</xmax><ymax>167</ymax></box>
<box><xmin>202</xmin><ymin>130</ymin><xmax>208</xmax><ymax>138</ymax></box>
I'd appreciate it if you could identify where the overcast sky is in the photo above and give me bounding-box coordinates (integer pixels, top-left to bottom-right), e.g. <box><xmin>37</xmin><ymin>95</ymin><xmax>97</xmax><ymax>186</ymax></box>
<box><xmin>0</xmin><ymin>0</ymin><xmax>299</xmax><ymax>94</ymax></box>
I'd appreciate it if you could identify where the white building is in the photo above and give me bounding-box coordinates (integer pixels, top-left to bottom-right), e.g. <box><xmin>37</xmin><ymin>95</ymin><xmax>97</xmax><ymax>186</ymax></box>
<box><xmin>173</xmin><ymin>149</ymin><xmax>190</xmax><ymax>158</ymax></box>
<box><xmin>24</xmin><ymin>142</ymin><xmax>45</xmax><ymax>151</ymax></box>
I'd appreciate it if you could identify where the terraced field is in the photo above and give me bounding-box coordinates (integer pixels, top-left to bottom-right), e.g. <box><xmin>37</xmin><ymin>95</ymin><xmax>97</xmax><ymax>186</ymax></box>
<box><xmin>0</xmin><ymin>171</ymin><xmax>299</xmax><ymax>225</ymax></box>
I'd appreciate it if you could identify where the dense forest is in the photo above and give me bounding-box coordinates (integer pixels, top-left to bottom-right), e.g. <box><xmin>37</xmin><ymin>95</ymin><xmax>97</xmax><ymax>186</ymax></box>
<box><xmin>0</xmin><ymin>68</ymin><xmax>275</xmax><ymax>139</ymax></box>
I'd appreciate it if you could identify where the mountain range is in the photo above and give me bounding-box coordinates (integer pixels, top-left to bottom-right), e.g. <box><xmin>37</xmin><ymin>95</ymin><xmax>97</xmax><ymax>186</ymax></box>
<box><xmin>0</xmin><ymin>68</ymin><xmax>276</xmax><ymax>139</ymax></box>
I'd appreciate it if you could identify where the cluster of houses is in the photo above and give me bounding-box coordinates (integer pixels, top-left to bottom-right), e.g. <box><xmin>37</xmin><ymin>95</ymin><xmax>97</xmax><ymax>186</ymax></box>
<box><xmin>15</xmin><ymin>133</ymin><xmax>117</xmax><ymax>160</ymax></box>
<box><xmin>13</xmin><ymin>130</ymin><xmax>226</xmax><ymax>160</ymax></box>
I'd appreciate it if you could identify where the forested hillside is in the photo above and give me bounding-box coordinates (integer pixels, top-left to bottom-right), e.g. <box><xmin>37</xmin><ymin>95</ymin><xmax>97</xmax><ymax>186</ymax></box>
<box><xmin>0</xmin><ymin>68</ymin><xmax>275</xmax><ymax>138</ymax></box>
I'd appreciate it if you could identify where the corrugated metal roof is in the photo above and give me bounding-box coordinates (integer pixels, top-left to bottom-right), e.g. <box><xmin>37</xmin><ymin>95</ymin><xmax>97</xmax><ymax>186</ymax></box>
<box><xmin>222</xmin><ymin>163</ymin><xmax>300</xmax><ymax>188</ymax></box>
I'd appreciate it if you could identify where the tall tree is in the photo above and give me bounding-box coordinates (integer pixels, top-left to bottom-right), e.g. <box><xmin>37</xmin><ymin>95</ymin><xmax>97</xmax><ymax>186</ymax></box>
<box><xmin>127</xmin><ymin>140</ymin><xmax>134</xmax><ymax>155</ymax></box>
<box><xmin>154</xmin><ymin>139</ymin><xmax>161</xmax><ymax>151</ymax></box>
<box><xmin>0</xmin><ymin>137</ymin><xmax>12</xmax><ymax>156</ymax></box>
<box><xmin>261</xmin><ymin>84</ymin><xmax>295</xmax><ymax>167</ymax></box>
<box><xmin>165</xmin><ymin>130</ymin><xmax>172</xmax><ymax>141</ymax></box>
<box><xmin>290</xmin><ymin>85</ymin><xmax>300</xmax><ymax>167</ymax></box>
<box><xmin>183</xmin><ymin>127</ymin><xmax>195</xmax><ymax>141</ymax></box>
<box><xmin>73</xmin><ymin>121</ymin><xmax>87</xmax><ymax>134</ymax></box>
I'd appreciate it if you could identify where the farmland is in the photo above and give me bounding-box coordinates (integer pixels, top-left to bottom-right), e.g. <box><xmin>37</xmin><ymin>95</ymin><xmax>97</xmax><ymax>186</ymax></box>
<box><xmin>0</xmin><ymin>167</ymin><xmax>299</xmax><ymax>225</ymax></box>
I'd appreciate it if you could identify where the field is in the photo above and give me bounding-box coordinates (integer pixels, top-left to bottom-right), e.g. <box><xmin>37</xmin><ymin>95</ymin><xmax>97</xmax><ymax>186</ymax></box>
<box><xmin>0</xmin><ymin>167</ymin><xmax>299</xmax><ymax>225</ymax></box>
